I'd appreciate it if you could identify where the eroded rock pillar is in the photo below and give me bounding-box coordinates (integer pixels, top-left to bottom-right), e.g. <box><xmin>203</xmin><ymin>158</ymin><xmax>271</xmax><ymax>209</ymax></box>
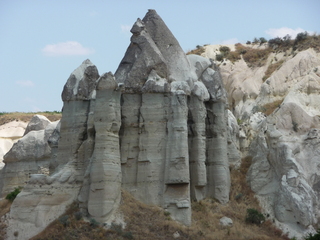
<box><xmin>164</xmin><ymin>93</ymin><xmax>191</xmax><ymax>226</ymax></box>
<box><xmin>188</xmin><ymin>96</ymin><xmax>207</xmax><ymax>201</ymax></box>
<box><xmin>206</xmin><ymin>100</ymin><xmax>230</xmax><ymax>203</ymax></box>
<box><xmin>88</xmin><ymin>72</ymin><xmax>122</xmax><ymax>222</ymax></box>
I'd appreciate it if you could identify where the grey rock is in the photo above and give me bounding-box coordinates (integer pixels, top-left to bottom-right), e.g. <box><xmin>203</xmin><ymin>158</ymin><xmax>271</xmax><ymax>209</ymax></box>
<box><xmin>220</xmin><ymin>216</ymin><xmax>233</xmax><ymax>227</ymax></box>
<box><xmin>61</xmin><ymin>59</ymin><xmax>99</xmax><ymax>101</ymax></box>
<box><xmin>0</xmin><ymin>10</ymin><xmax>232</xmax><ymax>237</ymax></box>
<box><xmin>24</xmin><ymin>115</ymin><xmax>51</xmax><ymax>135</ymax></box>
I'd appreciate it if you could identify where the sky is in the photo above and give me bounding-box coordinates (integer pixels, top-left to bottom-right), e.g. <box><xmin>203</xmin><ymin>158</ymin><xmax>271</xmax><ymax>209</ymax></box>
<box><xmin>1</xmin><ymin>0</ymin><xmax>319</xmax><ymax>112</ymax></box>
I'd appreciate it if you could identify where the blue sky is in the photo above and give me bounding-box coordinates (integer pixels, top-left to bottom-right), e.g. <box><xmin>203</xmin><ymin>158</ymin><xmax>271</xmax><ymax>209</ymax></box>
<box><xmin>1</xmin><ymin>0</ymin><xmax>319</xmax><ymax>112</ymax></box>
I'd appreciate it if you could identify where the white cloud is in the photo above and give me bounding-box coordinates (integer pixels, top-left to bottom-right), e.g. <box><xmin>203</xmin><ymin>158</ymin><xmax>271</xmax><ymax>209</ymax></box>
<box><xmin>265</xmin><ymin>27</ymin><xmax>309</xmax><ymax>39</ymax></box>
<box><xmin>220</xmin><ymin>38</ymin><xmax>239</xmax><ymax>45</ymax></box>
<box><xmin>42</xmin><ymin>41</ymin><xmax>94</xmax><ymax>56</ymax></box>
<box><xmin>16</xmin><ymin>80</ymin><xmax>34</xmax><ymax>87</ymax></box>
<box><xmin>121</xmin><ymin>25</ymin><xmax>131</xmax><ymax>34</ymax></box>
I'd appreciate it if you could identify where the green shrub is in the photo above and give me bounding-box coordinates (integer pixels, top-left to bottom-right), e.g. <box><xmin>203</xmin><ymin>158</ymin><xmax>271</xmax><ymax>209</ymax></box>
<box><xmin>219</xmin><ymin>46</ymin><xmax>231</xmax><ymax>54</ymax></box>
<box><xmin>259</xmin><ymin>37</ymin><xmax>267</xmax><ymax>44</ymax></box>
<box><xmin>305</xmin><ymin>229</ymin><xmax>320</xmax><ymax>240</ymax></box>
<box><xmin>295</xmin><ymin>31</ymin><xmax>308</xmax><ymax>44</ymax></box>
<box><xmin>253</xmin><ymin>37</ymin><xmax>259</xmax><ymax>44</ymax></box>
<box><xmin>90</xmin><ymin>218</ymin><xmax>100</xmax><ymax>227</ymax></box>
<box><xmin>245</xmin><ymin>208</ymin><xmax>265</xmax><ymax>225</ymax></box>
<box><xmin>216</xmin><ymin>54</ymin><xmax>224</xmax><ymax>61</ymax></box>
<box><xmin>59</xmin><ymin>215</ymin><xmax>69</xmax><ymax>227</ymax></box>
<box><xmin>5</xmin><ymin>187</ymin><xmax>22</xmax><ymax>202</ymax></box>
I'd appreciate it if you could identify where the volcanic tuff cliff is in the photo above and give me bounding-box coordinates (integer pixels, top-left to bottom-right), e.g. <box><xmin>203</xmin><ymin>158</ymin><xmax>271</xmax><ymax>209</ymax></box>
<box><xmin>0</xmin><ymin>10</ymin><xmax>237</xmax><ymax>239</ymax></box>
<box><xmin>1</xmin><ymin>9</ymin><xmax>320</xmax><ymax>240</ymax></box>
<box><xmin>202</xmin><ymin>43</ymin><xmax>320</xmax><ymax>238</ymax></box>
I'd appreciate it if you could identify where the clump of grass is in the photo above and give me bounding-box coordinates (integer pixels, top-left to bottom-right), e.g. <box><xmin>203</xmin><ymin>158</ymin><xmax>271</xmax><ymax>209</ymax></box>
<box><xmin>261</xmin><ymin>99</ymin><xmax>283</xmax><ymax>116</ymax></box>
<box><xmin>262</xmin><ymin>59</ymin><xmax>285</xmax><ymax>81</ymax></box>
<box><xmin>186</xmin><ymin>45</ymin><xmax>205</xmax><ymax>55</ymax></box>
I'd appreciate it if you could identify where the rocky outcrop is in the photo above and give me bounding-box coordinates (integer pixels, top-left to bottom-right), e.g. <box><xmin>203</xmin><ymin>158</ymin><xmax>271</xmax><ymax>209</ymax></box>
<box><xmin>116</xmin><ymin>9</ymin><xmax>230</xmax><ymax>225</ymax></box>
<box><xmin>0</xmin><ymin>116</ymin><xmax>58</xmax><ymax>198</ymax></box>
<box><xmin>0</xmin><ymin>10</ymin><xmax>232</xmax><ymax>239</ymax></box>
<box><xmin>0</xmin><ymin>121</ymin><xmax>27</xmax><ymax>169</ymax></box>
<box><xmin>203</xmin><ymin>43</ymin><xmax>320</xmax><ymax>238</ymax></box>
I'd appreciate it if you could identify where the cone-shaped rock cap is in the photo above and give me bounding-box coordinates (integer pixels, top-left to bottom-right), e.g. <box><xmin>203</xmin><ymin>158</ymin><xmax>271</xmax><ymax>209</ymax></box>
<box><xmin>115</xmin><ymin>9</ymin><xmax>197</xmax><ymax>93</ymax></box>
<box><xmin>62</xmin><ymin>59</ymin><xmax>99</xmax><ymax>101</ymax></box>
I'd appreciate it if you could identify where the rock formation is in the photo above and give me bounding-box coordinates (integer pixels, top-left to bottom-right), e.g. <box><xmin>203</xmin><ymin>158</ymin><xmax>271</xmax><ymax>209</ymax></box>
<box><xmin>1</xmin><ymin>8</ymin><xmax>319</xmax><ymax>240</ymax></box>
<box><xmin>0</xmin><ymin>10</ymin><xmax>233</xmax><ymax>239</ymax></box>
<box><xmin>0</xmin><ymin>121</ymin><xmax>27</xmax><ymax>169</ymax></box>
<box><xmin>203</xmin><ymin>43</ymin><xmax>320</xmax><ymax>238</ymax></box>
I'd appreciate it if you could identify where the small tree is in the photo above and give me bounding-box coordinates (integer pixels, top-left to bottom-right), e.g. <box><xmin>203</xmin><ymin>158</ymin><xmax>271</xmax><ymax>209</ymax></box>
<box><xmin>219</xmin><ymin>46</ymin><xmax>231</xmax><ymax>54</ymax></box>
<box><xmin>5</xmin><ymin>187</ymin><xmax>22</xmax><ymax>202</ymax></box>
<box><xmin>259</xmin><ymin>37</ymin><xmax>267</xmax><ymax>44</ymax></box>
<box><xmin>253</xmin><ymin>37</ymin><xmax>259</xmax><ymax>44</ymax></box>
<box><xmin>216</xmin><ymin>54</ymin><xmax>224</xmax><ymax>62</ymax></box>
<box><xmin>245</xmin><ymin>208</ymin><xmax>265</xmax><ymax>225</ymax></box>
<box><xmin>295</xmin><ymin>31</ymin><xmax>308</xmax><ymax>44</ymax></box>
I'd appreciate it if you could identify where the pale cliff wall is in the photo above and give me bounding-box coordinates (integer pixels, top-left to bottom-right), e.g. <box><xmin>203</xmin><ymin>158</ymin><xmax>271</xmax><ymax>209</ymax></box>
<box><xmin>203</xmin><ymin>43</ymin><xmax>320</xmax><ymax>238</ymax></box>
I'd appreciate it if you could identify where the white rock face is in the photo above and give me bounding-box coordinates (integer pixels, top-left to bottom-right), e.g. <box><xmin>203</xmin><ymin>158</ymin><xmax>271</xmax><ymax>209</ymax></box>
<box><xmin>0</xmin><ymin>118</ymin><xmax>58</xmax><ymax>198</ymax></box>
<box><xmin>204</xmin><ymin>42</ymin><xmax>320</xmax><ymax>237</ymax></box>
<box><xmin>0</xmin><ymin>121</ymin><xmax>27</xmax><ymax>169</ymax></box>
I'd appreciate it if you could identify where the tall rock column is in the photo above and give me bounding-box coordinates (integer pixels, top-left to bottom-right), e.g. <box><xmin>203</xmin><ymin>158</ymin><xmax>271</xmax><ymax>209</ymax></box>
<box><xmin>88</xmin><ymin>72</ymin><xmax>122</xmax><ymax>222</ymax></box>
<box><xmin>164</xmin><ymin>93</ymin><xmax>191</xmax><ymax>225</ymax></box>
<box><xmin>56</xmin><ymin>59</ymin><xmax>99</xmax><ymax>172</ymax></box>
<box><xmin>202</xmin><ymin>67</ymin><xmax>230</xmax><ymax>203</ymax></box>
<box><xmin>188</xmin><ymin>96</ymin><xmax>207</xmax><ymax>201</ymax></box>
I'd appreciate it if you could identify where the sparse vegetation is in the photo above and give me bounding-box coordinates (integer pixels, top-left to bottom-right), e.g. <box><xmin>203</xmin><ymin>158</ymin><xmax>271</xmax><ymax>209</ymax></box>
<box><xmin>30</xmin><ymin>180</ymin><xmax>290</xmax><ymax>240</ymax></box>
<box><xmin>245</xmin><ymin>208</ymin><xmax>265</xmax><ymax>225</ymax></box>
<box><xmin>5</xmin><ymin>186</ymin><xmax>22</xmax><ymax>202</ymax></box>
<box><xmin>261</xmin><ymin>99</ymin><xmax>283</xmax><ymax>116</ymax></box>
<box><xmin>0</xmin><ymin>111</ymin><xmax>62</xmax><ymax>125</ymax></box>
<box><xmin>186</xmin><ymin>32</ymin><xmax>320</xmax><ymax>68</ymax></box>
<box><xmin>292</xmin><ymin>120</ymin><xmax>298</xmax><ymax>132</ymax></box>
<box><xmin>186</xmin><ymin>44</ymin><xmax>206</xmax><ymax>55</ymax></box>
<box><xmin>0</xmin><ymin>199</ymin><xmax>12</xmax><ymax>240</ymax></box>
<box><xmin>263</xmin><ymin>59</ymin><xmax>285</xmax><ymax>81</ymax></box>
<box><xmin>304</xmin><ymin>229</ymin><xmax>320</xmax><ymax>240</ymax></box>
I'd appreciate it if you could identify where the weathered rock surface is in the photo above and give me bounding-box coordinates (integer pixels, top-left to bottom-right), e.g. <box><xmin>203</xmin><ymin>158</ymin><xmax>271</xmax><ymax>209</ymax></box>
<box><xmin>0</xmin><ymin>121</ymin><xmax>27</xmax><ymax>169</ymax></box>
<box><xmin>203</xmin><ymin>43</ymin><xmax>320</xmax><ymax>238</ymax></box>
<box><xmin>220</xmin><ymin>216</ymin><xmax>233</xmax><ymax>227</ymax></box>
<box><xmin>1</xmin><ymin>10</ymin><xmax>232</xmax><ymax>239</ymax></box>
<box><xmin>0</xmin><ymin>117</ymin><xmax>58</xmax><ymax>199</ymax></box>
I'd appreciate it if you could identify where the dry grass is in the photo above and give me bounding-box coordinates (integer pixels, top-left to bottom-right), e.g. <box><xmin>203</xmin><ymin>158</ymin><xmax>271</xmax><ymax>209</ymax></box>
<box><xmin>186</xmin><ymin>45</ymin><xmax>205</xmax><ymax>55</ymax></box>
<box><xmin>262</xmin><ymin>59</ymin><xmax>285</xmax><ymax>81</ymax></box>
<box><xmin>261</xmin><ymin>99</ymin><xmax>284</xmax><ymax>116</ymax></box>
<box><xmin>0</xmin><ymin>112</ymin><xmax>61</xmax><ymax>125</ymax></box>
<box><xmin>31</xmin><ymin>156</ymin><xmax>290</xmax><ymax>240</ymax></box>
<box><xmin>0</xmin><ymin>199</ymin><xmax>12</xmax><ymax>240</ymax></box>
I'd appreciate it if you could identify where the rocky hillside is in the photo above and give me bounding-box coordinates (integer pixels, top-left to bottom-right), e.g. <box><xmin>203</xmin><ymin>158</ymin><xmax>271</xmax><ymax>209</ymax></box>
<box><xmin>198</xmin><ymin>35</ymin><xmax>320</xmax><ymax>238</ymax></box>
<box><xmin>1</xmin><ymin>10</ymin><xmax>320</xmax><ymax>240</ymax></box>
